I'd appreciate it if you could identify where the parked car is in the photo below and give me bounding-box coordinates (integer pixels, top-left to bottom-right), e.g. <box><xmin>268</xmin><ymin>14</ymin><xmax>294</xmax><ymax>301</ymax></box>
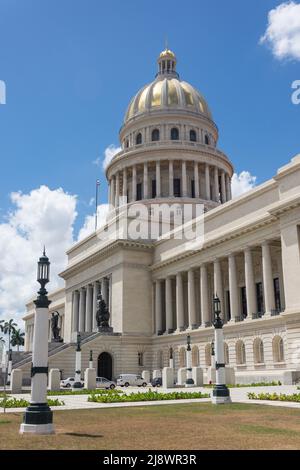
<box><xmin>151</xmin><ymin>377</ymin><xmax>162</xmax><ymax>387</ymax></box>
<box><xmin>116</xmin><ymin>374</ymin><xmax>147</xmax><ymax>387</ymax></box>
<box><xmin>96</xmin><ymin>377</ymin><xmax>116</xmax><ymax>389</ymax></box>
<box><xmin>60</xmin><ymin>377</ymin><xmax>84</xmax><ymax>388</ymax></box>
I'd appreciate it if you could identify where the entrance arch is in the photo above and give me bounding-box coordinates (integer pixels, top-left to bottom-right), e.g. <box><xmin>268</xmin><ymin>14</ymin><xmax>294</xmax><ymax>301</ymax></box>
<box><xmin>97</xmin><ymin>352</ymin><xmax>113</xmax><ymax>380</ymax></box>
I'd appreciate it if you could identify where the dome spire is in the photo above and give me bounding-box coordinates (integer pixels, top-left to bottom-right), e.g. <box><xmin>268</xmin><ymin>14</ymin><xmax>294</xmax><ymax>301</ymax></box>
<box><xmin>157</xmin><ymin>46</ymin><xmax>178</xmax><ymax>78</ymax></box>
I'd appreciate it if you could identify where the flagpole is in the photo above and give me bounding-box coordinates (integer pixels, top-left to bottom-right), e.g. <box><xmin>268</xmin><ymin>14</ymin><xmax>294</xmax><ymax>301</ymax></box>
<box><xmin>95</xmin><ymin>180</ymin><xmax>100</xmax><ymax>231</ymax></box>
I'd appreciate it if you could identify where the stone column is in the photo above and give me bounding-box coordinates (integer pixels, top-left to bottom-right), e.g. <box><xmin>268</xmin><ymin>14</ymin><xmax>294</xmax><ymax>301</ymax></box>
<box><xmin>79</xmin><ymin>287</ymin><xmax>86</xmax><ymax>332</ymax></box>
<box><xmin>188</xmin><ymin>269</ymin><xmax>197</xmax><ymax>329</ymax></box>
<box><xmin>205</xmin><ymin>164</ymin><xmax>210</xmax><ymax>200</ymax></box>
<box><xmin>156</xmin><ymin>161</ymin><xmax>161</xmax><ymax>197</ymax></box>
<box><xmin>214</xmin><ymin>260</ymin><xmax>224</xmax><ymax>320</ymax></box>
<box><xmin>176</xmin><ymin>273</ymin><xmax>185</xmax><ymax>331</ymax></box>
<box><xmin>165</xmin><ymin>277</ymin><xmax>174</xmax><ymax>333</ymax></box>
<box><xmin>262</xmin><ymin>241</ymin><xmax>275</xmax><ymax>314</ymax></box>
<box><xmin>244</xmin><ymin>248</ymin><xmax>257</xmax><ymax>317</ymax></box>
<box><xmin>221</xmin><ymin>171</ymin><xmax>226</xmax><ymax>203</ymax></box>
<box><xmin>92</xmin><ymin>281</ymin><xmax>100</xmax><ymax>331</ymax></box>
<box><xmin>143</xmin><ymin>162</ymin><xmax>148</xmax><ymax>199</ymax></box>
<box><xmin>200</xmin><ymin>265</ymin><xmax>210</xmax><ymax>327</ymax></box>
<box><xmin>225</xmin><ymin>174</ymin><xmax>231</xmax><ymax>201</ymax></box>
<box><xmin>72</xmin><ymin>290</ymin><xmax>80</xmax><ymax>332</ymax></box>
<box><xmin>102</xmin><ymin>277</ymin><xmax>109</xmax><ymax>308</ymax></box>
<box><xmin>182</xmin><ymin>161</ymin><xmax>187</xmax><ymax>197</ymax></box>
<box><xmin>214</xmin><ymin>166</ymin><xmax>219</xmax><ymax>202</ymax></box>
<box><xmin>123</xmin><ymin>168</ymin><xmax>127</xmax><ymax>203</ymax></box>
<box><xmin>132</xmin><ymin>165</ymin><xmax>137</xmax><ymax>201</ymax></box>
<box><xmin>169</xmin><ymin>161</ymin><xmax>174</xmax><ymax>197</ymax></box>
<box><xmin>111</xmin><ymin>176</ymin><xmax>115</xmax><ymax>207</ymax></box>
<box><xmin>115</xmin><ymin>172</ymin><xmax>120</xmax><ymax>208</ymax></box>
<box><xmin>155</xmin><ymin>280</ymin><xmax>163</xmax><ymax>335</ymax></box>
<box><xmin>228</xmin><ymin>254</ymin><xmax>239</xmax><ymax>321</ymax></box>
<box><xmin>280</xmin><ymin>223</ymin><xmax>300</xmax><ymax>312</ymax></box>
<box><xmin>85</xmin><ymin>284</ymin><xmax>93</xmax><ymax>332</ymax></box>
<box><xmin>194</xmin><ymin>161</ymin><xmax>199</xmax><ymax>198</ymax></box>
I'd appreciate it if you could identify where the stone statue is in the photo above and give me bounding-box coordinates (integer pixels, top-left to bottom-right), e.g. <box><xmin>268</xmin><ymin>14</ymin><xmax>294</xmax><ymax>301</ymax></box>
<box><xmin>51</xmin><ymin>311</ymin><xmax>63</xmax><ymax>342</ymax></box>
<box><xmin>96</xmin><ymin>293</ymin><xmax>112</xmax><ymax>333</ymax></box>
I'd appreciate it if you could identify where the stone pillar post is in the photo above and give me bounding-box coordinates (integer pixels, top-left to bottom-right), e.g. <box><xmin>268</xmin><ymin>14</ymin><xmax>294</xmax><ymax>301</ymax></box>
<box><xmin>280</xmin><ymin>223</ymin><xmax>300</xmax><ymax>312</ymax></box>
<box><xmin>156</xmin><ymin>161</ymin><xmax>161</xmax><ymax>197</ymax></box>
<box><xmin>85</xmin><ymin>284</ymin><xmax>93</xmax><ymax>332</ymax></box>
<box><xmin>123</xmin><ymin>168</ymin><xmax>127</xmax><ymax>203</ymax></box>
<box><xmin>182</xmin><ymin>161</ymin><xmax>187</xmax><ymax>197</ymax></box>
<box><xmin>155</xmin><ymin>280</ymin><xmax>163</xmax><ymax>335</ymax></box>
<box><xmin>262</xmin><ymin>241</ymin><xmax>275</xmax><ymax>314</ymax></box>
<box><xmin>200</xmin><ymin>265</ymin><xmax>210</xmax><ymax>327</ymax></box>
<box><xmin>79</xmin><ymin>287</ymin><xmax>86</xmax><ymax>332</ymax></box>
<box><xmin>115</xmin><ymin>172</ymin><xmax>120</xmax><ymax>208</ymax></box>
<box><xmin>111</xmin><ymin>176</ymin><xmax>115</xmax><ymax>207</ymax></box>
<box><xmin>214</xmin><ymin>166</ymin><xmax>219</xmax><ymax>202</ymax></box>
<box><xmin>73</xmin><ymin>290</ymin><xmax>80</xmax><ymax>332</ymax></box>
<box><xmin>225</xmin><ymin>174</ymin><xmax>231</xmax><ymax>201</ymax></box>
<box><xmin>228</xmin><ymin>255</ymin><xmax>239</xmax><ymax>321</ymax></box>
<box><xmin>176</xmin><ymin>273</ymin><xmax>185</xmax><ymax>331</ymax></box>
<box><xmin>165</xmin><ymin>277</ymin><xmax>174</xmax><ymax>333</ymax></box>
<box><xmin>221</xmin><ymin>171</ymin><xmax>226</xmax><ymax>203</ymax></box>
<box><xmin>132</xmin><ymin>165</ymin><xmax>137</xmax><ymax>201</ymax></box>
<box><xmin>169</xmin><ymin>161</ymin><xmax>174</xmax><ymax>197</ymax></box>
<box><xmin>92</xmin><ymin>281</ymin><xmax>100</xmax><ymax>331</ymax></box>
<box><xmin>214</xmin><ymin>260</ymin><xmax>224</xmax><ymax>320</ymax></box>
<box><xmin>188</xmin><ymin>269</ymin><xmax>197</xmax><ymax>329</ymax></box>
<box><xmin>205</xmin><ymin>164</ymin><xmax>210</xmax><ymax>200</ymax></box>
<box><xmin>244</xmin><ymin>248</ymin><xmax>257</xmax><ymax>317</ymax></box>
<box><xmin>143</xmin><ymin>162</ymin><xmax>148</xmax><ymax>199</ymax></box>
<box><xmin>194</xmin><ymin>161</ymin><xmax>199</xmax><ymax>198</ymax></box>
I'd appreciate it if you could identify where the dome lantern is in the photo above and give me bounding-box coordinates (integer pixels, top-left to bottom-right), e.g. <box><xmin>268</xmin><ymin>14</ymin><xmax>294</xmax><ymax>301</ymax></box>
<box><xmin>157</xmin><ymin>48</ymin><xmax>178</xmax><ymax>78</ymax></box>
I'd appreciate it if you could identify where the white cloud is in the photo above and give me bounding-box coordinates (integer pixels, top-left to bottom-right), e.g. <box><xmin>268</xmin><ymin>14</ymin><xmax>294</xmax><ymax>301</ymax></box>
<box><xmin>102</xmin><ymin>144</ymin><xmax>121</xmax><ymax>170</ymax></box>
<box><xmin>260</xmin><ymin>1</ymin><xmax>300</xmax><ymax>61</ymax></box>
<box><xmin>231</xmin><ymin>171</ymin><xmax>257</xmax><ymax>198</ymax></box>
<box><xmin>77</xmin><ymin>204</ymin><xmax>110</xmax><ymax>241</ymax></box>
<box><xmin>0</xmin><ymin>186</ymin><xmax>77</xmax><ymax>323</ymax></box>
<box><xmin>92</xmin><ymin>157</ymin><xmax>101</xmax><ymax>167</ymax></box>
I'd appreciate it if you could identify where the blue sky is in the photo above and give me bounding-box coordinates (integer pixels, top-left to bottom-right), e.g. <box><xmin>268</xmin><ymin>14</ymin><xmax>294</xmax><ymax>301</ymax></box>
<box><xmin>0</xmin><ymin>0</ymin><xmax>299</xmax><ymax>233</ymax></box>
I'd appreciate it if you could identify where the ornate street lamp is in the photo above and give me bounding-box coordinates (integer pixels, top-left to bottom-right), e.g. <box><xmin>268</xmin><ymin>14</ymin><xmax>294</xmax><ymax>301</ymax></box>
<box><xmin>185</xmin><ymin>334</ymin><xmax>194</xmax><ymax>387</ymax></box>
<box><xmin>20</xmin><ymin>249</ymin><xmax>54</xmax><ymax>434</ymax></box>
<box><xmin>73</xmin><ymin>333</ymin><xmax>83</xmax><ymax>389</ymax></box>
<box><xmin>211</xmin><ymin>295</ymin><xmax>231</xmax><ymax>404</ymax></box>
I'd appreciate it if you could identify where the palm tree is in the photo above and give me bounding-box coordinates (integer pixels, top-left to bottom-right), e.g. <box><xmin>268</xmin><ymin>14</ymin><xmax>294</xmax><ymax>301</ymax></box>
<box><xmin>0</xmin><ymin>319</ymin><xmax>17</xmax><ymax>351</ymax></box>
<box><xmin>11</xmin><ymin>329</ymin><xmax>25</xmax><ymax>352</ymax></box>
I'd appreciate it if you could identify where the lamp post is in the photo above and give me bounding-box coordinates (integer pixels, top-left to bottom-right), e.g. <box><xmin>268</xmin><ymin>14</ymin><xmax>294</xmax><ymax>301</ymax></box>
<box><xmin>7</xmin><ymin>349</ymin><xmax>12</xmax><ymax>386</ymax></box>
<box><xmin>211</xmin><ymin>295</ymin><xmax>231</xmax><ymax>404</ymax></box>
<box><xmin>185</xmin><ymin>335</ymin><xmax>194</xmax><ymax>387</ymax></box>
<box><xmin>73</xmin><ymin>333</ymin><xmax>82</xmax><ymax>389</ymax></box>
<box><xmin>89</xmin><ymin>350</ymin><xmax>93</xmax><ymax>369</ymax></box>
<box><xmin>20</xmin><ymin>249</ymin><xmax>54</xmax><ymax>434</ymax></box>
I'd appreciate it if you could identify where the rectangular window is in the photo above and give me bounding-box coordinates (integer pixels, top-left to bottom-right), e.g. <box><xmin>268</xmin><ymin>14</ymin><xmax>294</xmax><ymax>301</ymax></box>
<box><xmin>138</xmin><ymin>352</ymin><xmax>144</xmax><ymax>367</ymax></box>
<box><xmin>273</xmin><ymin>277</ymin><xmax>281</xmax><ymax>312</ymax></box>
<box><xmin>174</xmin><ymin>178</ymin><xmax>181</xmax><ymax>197</ymax></box>
<box><xmin>136</xmin><ymin>183</ymin><xmax>142</xmax><ymax>201</ymax></box>
<box><xmin>191</xmin><ymin>180</ymin><xmax>195</xmax><ymax>198</ymax></box>
<box><xmin>240</xmin><ymin>286</ymin><xmax>247</xmax><ymax>318</ymax></box>
<box><xmin>152</xmin><ymin>180</ymin><xmax>156</xmax><ymax>198</ymax></box>
<box><xmin>256</xmin><ymin>282</ymin><xmax>264</xmax><ymax>315</ymax></box>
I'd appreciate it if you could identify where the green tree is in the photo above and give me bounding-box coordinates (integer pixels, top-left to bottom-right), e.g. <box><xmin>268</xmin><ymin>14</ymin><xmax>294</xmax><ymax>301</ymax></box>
<box><xmin>11</xmin><ymin>329</ymin><xmax>25</xmax><ymax>352</ymax></box>
<box><xmin>0</xmin><ymin>319</ymin><xmax>17</xmax><ymax>351</ymax></box>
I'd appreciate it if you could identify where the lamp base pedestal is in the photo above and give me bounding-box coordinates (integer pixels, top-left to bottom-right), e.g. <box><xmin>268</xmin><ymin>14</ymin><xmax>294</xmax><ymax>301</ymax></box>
<box><xmin>20</xmin><ymin>403</ymin><xmax>54</xmax><ymax>434</ymax></box>
<box><xmin>211</xmin><ymin>384</ymin><xmax>231</xmax><ymax>405</ymax></box>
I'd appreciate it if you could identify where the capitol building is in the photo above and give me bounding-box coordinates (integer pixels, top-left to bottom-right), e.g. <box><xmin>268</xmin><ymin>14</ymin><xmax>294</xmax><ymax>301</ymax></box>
<box><xmin>19</xmin><ymin>49</ymin><xmax>300</xmax><ymax>385</ymax></box>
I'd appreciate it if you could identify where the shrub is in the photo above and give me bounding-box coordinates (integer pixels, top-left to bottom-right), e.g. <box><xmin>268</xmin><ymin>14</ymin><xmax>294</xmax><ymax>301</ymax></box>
<box><xmin>88</xmin><ymin>389</ymin><xmax>210</xmax><ymax>403</ymax></box>
<box><xmin>248</xmin><ymin>392</ymin><xmax>300</xmax><ymax>402</ymax></box>
<box><xmin>47</xmin><ymin>388</ymin><xmax>122</xmax><ymax>396</ymax></box>
<box><xmin>0</xmin><ymin>397</ymin><xmax>65</xmax><ymax>408</ymax></box>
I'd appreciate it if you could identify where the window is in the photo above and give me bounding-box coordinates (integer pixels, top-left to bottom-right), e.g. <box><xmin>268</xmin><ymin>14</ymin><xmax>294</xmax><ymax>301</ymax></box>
<box><xmin>256</xmin><ymin>282</ymin><xmax>264</xmax><ymax>315</ymax></box>
<box><xmin>204</xmin><ymin>134</ymin><xmax>209</xmax><ymax>145</ymax></box>
<box><xmin>205</xmin><ymin>344</ymin><xmax>212</xmax><ymax>367</ymax></box>
<box><xmin>190</xmin><ymin>129</ymin><xmax>197</xmax><ymax>142</ymax></box>
<box><xmin>273</xmin><ymin>278</ymin><xmax>281</xmax><ymax>312</ymax></box>
<box><xmin>138</xmin><ymin>352</ymin><xmax>144</xmax><ymax>367</ymax></box>
<box><xmin>179</xmin><ymin>347</ymin><xmax>186</xmax><ymax>368</ymax></box>
<box><xmin>241</xmin><ymin>286</ymin><xmax>247</xmax><ymax>318</ymax></box>
<box><xmin>173</xmin><ymin>178</ymin><xmax>181</xmax><ymax>197</ymax></box>
<box><xmin>253</xmin><ymin>338</ymin><xmax>264</xmax><ymax>364</ymax></box>
<box><xmin>136</xmin><ymin>133</ymin><xmax>142</xmax><ymax>145</ymax></box>
<box><xmin>125</xmin><ymin>139</ymin><xmax>129</xmax><ymax>148</ymax></box>
<box><xmin>192</xmin><ymin>346</ymin><xmax>199</xmax><ymax>367</ymax></box>
<box><xmin>152</xmin><ymin>180</ymin><xmax>157</xmax><ymax>198</ymax></box>
<box><xmin>136</xmin><ymin>183</ymin><xmax>142</xmax><ymax>201</ymax></box>
<box><xmin>152</xmin><ymin>129</ymin><xmax>160</xmax><ymax>141</ymax></box>
<box><xmin>224</xmin><ymin>343</ymin><xmax>229</xmax><ymax>365</ymax></box>
<box><xmin>171</xmin><ymin>127</ymin><xmax>179</xmax><ymax>140</ymax></box>
<box><xmin>236</xmin><ymin>341</ymin><xmax>246</xmax><ymax>365</ymax></box>
<box><xmin>273</xmin><ymin>336</ymin><xmax>284</xmax><ymax>363</ymax></box>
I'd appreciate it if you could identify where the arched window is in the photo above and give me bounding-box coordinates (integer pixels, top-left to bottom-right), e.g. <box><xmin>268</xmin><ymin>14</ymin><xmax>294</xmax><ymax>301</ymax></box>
<box><xmin>125</xmin><ymin>139</ymin><xmax>129</xmax><ymax>148</ymax></box>
<box><xmin>170</xmin><ymin>127</ymin><xmax>179</xmax><ymax>140</ymax></box>
<box><xmin>224</xmin><ymin>343</ymin><xmax>229</xmax><ymax>365</ymax></box>
<box><xmin>236</xmin><ymin>340</ymin><xmax>246</xmax><ymax>365</ymax></box>
<box><xmin>192</xmin><ymin>345</ymin><xmax>199</xmax><ymax>367</ymax></box>
<box><xmin>204</xmin><ymin>134</ymin><xmax>210</xmax><ymax>145</ymax></box>
<box><xmin>253</xmin><ymin>338</ymin><xmax>264</xmax><ymax>364</ymax></box>
<box><xmin>152</xmin><ymin>128</ymin><xmax>160</xmax><ymax>141</ymax></box>
<box><xmin>205</xmin><ymin>344</ymin><xmax>212</xmax><ymax>367</ymax></box>
<box><xmin>272</xmin><ymin>336</ymin><xmax>284</xmax><ymax>363</ymax></box>
<box><xmin>179</xmin><ymin>347</ymin><xmax>186</xmax><ymax>368</ymax></box>
<box><xmin>190</xmin><ymin>129</ymin><xmax>197</xmax><ymax>142</ymax></box>
<box><xmin>136</xmin><ymin>133</ymin><xmax>142</xmax><ymax>145</ymax></box>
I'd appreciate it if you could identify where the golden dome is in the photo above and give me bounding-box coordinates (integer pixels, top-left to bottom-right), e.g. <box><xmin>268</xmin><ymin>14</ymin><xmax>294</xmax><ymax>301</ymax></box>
<box><xmin>159</xmin><ymin>48</ymin><xmax>176</xmax><ymax>58</ymax></box>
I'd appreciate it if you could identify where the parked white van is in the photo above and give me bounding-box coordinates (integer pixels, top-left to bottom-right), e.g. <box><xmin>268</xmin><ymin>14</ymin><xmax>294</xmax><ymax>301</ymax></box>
<box><xmin>116</xmin><ymin>374</ymin><xmax>148</xmax><ymax>387</ymax></box>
